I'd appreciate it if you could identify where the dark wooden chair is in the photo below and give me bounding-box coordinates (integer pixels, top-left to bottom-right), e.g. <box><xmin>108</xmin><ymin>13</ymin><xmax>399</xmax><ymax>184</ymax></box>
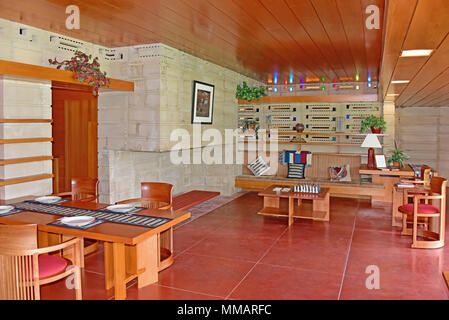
<box><xmin>0</xmin><ymin>224</ymin><xmax>82</xmax><ymax>300</ymax></box>
<box><xmin>117</xmin><ymin>182</ymin><xmax>174</xmax><ymax>271</ymax></box>
<box><xmin>399</xmin><ymin>176</ymin><xmax>447</xmax><ymax>249</ymax></box>
<box><xmin>54</xmin><ymin>177</ymin><xmax>99</xmax><ymax>203</ymax></box>
<box><xmin>53</xmin><ymin>177</ymin><xmax>100</xmax><ymax>257</ymax></box>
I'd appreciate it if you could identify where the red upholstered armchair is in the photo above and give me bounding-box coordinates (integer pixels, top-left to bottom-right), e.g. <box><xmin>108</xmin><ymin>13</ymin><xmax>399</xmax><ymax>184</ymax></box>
<box><xmin>0</xmin><ymin>224</ymin><xmax>83</xmax><ymax>300</ymax></box>
<box><xmin>399</xmin><ymin>176</ymin><xmax>447</xmax><ymax>249</ymax></box>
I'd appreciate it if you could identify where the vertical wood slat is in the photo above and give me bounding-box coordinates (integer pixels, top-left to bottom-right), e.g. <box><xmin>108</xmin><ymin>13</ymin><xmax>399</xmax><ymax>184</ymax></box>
<box><xmin>0</xmin><ymin>253</ymin><xmax>38</xmax><ymax>300</ymax></box>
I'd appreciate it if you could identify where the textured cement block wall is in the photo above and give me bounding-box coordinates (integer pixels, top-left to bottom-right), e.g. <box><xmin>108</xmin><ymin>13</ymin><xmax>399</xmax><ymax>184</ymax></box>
<box><xmin>396</xmin><ymin>106</ymin><xmax>449</xmax><ymax>179</ymax></box>
<box><xmin>0</xmin><ymin>77</ymin><xmax>53</xmax><ymax>199</ymax></box>
<box><xmin>98</xmin><ymin>44</ymin><xmax>259</xmax><ymax>202</ymax></box>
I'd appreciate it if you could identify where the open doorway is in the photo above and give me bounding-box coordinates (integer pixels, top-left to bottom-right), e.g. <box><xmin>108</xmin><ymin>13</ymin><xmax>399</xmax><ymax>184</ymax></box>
<box><xmin>52</xmin><ymin>82</ymin><xmax>98</xmax><ymax>193</ymax></box>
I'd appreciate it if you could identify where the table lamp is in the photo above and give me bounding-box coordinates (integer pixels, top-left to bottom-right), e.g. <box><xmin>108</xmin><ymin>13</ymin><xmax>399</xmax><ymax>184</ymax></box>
<box><xmin>361</xmin><ymin>134</ymin><xmax>382</xmax><ymax>169</ymax></box>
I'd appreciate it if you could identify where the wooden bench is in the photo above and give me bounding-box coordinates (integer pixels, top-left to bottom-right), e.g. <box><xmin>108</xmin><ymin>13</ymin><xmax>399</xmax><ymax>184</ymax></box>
<box><xmin>235</xmin><ymin>152</ymin><xmax>384</xmax><ymax>199</ymax></box>
<box><xmin>172</xmin><ymin>190</ymin><xmax>220</xmax><ymax>211</ymax></box>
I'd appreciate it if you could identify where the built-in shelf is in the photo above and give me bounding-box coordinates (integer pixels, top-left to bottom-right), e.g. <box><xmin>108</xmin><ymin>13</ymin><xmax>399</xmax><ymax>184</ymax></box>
<box><xmin>0</xmin><ymin>174</ymin><xmax>54</xmax><ymax>187</ymax></box>
<box><xmin>0</xmin><ymin>138</ymin><xmax>53</xmax><ymax>144</ymax></box>
<box><xmin>0</xmin><ymin>59</ymin><xmax>134</xmax><ymax>92</ymax></box>
<box><xmin>238</xmin><ymin>94</ymin><xmax>378</xmax><ymax>104</ymax></box>
<box><xmin>240</xmin><ymin>141</ymin><xmax>389</xmax><ymax>147</ymax></box>
<box><xmin>0</xmin><ymin>119</ymin><xmax>53</xmax><ymax>123</ymax></box>
<box><xmin>0</xmin><ymin>156</ymin><xmax>54</xmax><ymax>165</ymax></box>
<box><xmin>260</xmin><ymin>132</ymin><xmax>389</xmax><ymax>137</ymax></box>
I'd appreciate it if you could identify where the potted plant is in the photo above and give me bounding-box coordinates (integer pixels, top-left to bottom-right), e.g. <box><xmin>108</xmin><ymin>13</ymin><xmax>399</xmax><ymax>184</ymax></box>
<box><xmin>236</xmin><ymin>82</ymin><xmax>267</xmax><ymax>102</ymax></box>
<box><xmin>242</xmin><ymin>120</ymin><xmax>260</xmax><ymax>138</ymax></box>
<box><xmin>387</xmin><ymin>148</ymin><xmax>409</xmax><ymax>168</ymax></box>
<box><xmin>49</xmin><ymin>50</ymin><xmax>110</xmax><ymax>95</ymax></box>
<box><xmin>360</xmin><ymin>115</ymin><xmax>387</xmax><ymax>134</ymax></box>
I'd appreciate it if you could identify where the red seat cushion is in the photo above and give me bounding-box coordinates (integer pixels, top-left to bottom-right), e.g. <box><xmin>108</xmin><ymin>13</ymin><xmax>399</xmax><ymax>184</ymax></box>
<box><xmin>399</xmin><ymin>203</ymin><xmax>440</xmax><ymax>214</ymax></box>
<box><xmin>38</xmin><ymin>255</ymin><xmax>68</xmax><ymax>279</ymax></box>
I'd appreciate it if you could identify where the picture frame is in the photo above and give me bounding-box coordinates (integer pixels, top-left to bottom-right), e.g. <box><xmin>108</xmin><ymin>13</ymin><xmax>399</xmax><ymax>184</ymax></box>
<box><xmin>375</xmin><ymin>154</ymin><xmax>387</xmax><ymax>168</ymax></box>
<box><xmin>191</xmin><ymin>80</ymin><xmax>215</xmax><ymax>124</ymax></box>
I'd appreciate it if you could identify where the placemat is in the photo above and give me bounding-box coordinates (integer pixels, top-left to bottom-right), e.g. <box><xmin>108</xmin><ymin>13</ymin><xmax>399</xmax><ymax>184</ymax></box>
<box><xmin>12</xmin><ymin>201</ymin><xmax>171</xmax><ymax>228</ymax></box>
<box><xmin>0</xmin><ymin>208</ymin><xmax>25</xmax><ymax>217</ymax></box>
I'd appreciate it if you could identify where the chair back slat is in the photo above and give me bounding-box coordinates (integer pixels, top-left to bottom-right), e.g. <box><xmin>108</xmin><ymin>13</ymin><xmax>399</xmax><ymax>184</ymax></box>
<box><xmin>430</xmin><ymin>176</ymin><xmax>447</xmax><ymax>195</ymax></box>
<box><xmin>141</xmin><ymin>183</ymin><xmax>173</xmax><ymax>208</ymax></box>
<box><xmin>71</xmin><ymin>177</ymin><xmax>99</xmax><ymax>201</ymax></box>
<box><xmin>0</xmin><ymin>224</ymin><xmax>39</xmax><ymax>300</ymax></box>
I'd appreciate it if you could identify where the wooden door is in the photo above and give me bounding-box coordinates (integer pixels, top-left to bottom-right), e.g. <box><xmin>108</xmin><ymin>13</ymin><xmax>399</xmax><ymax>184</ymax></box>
<box><xmin>52</xmin><ymin>85</ymin><xmax>98</xmax><ymax>193</ymax></box>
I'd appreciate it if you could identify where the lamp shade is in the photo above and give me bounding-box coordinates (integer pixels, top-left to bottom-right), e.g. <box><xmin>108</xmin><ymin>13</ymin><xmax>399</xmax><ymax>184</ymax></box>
<box><xmin>361</xmin><ymin>134</ymin><xmax>382</xmax><ymax>148</ymax></box>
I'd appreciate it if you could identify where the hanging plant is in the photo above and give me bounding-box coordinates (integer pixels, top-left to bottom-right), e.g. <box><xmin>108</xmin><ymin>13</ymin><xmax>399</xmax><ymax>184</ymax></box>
<box><xmin>236</xmin><ymin>82</ymin><xmax>267</xmax><ymax>102</ymax></box>
<box><xmin>49</xmin><ymin>50</ymin><xmax>111</xmax><ymax>95</ymax></box>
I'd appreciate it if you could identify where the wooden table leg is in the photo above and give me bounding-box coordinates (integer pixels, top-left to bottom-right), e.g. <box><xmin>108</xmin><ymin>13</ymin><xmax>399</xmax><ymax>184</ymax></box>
<box><xmin>288</xmin><ymin>198</ymin><xmax>294</xmax><ymax>227</ymax></box>
<box><xmin>104</xmin><ymin>242</ymin><xmax>114</xmax><ymax>290</ymax></box>
<box><xmin>112</xmin><ymin>242</ymin><xmax>127</xmax><ymax>300</ymax></box>
<box><xmin>136</xmin><ymin>235</ymin><xmax>159</xmax><ymax>289</ymax></box>
<box><xmin>313</xmin><ymin>192</ymin><xmax>330</xmax><ymax>221</ymax></box>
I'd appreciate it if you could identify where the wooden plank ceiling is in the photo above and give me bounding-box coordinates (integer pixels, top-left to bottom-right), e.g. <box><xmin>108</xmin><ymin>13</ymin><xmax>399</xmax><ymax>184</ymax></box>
<box><xmin>0</xmin><ymin>0</ymin><xmax>384</xmax><ymax>84</ymax></box>
<box><xmin>380</xmin><ymin>0</ymin><xmax>449</xmax><ymax>107</ymax></box>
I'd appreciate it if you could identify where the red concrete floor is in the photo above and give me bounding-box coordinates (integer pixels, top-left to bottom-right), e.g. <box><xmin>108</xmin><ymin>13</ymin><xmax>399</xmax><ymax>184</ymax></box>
<box><xmin>40</xmin><ymin>192</ymin><xmax>449</xmax><ymax>300</ymax></box>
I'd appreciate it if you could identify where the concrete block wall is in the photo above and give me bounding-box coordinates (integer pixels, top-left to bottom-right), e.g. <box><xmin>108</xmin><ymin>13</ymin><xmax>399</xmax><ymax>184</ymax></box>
<box><xmin>159</xmin><ymin>44</ymin><xmax>261</xmax><ymax>151</ymax></box>
<box><xmin>0</xmin><ymin>18</ymin><xmax>110</xmax><ymax>73</ymax></box>
<box><xmin>97</xmin><ymin>44</ymin><xmax>259</xmax><ymax>202</ymax></box>
<box><xmin>100</xmin><ymin>148</ymin><xmax>243</xmax><ymax>204</ymax></box>
<box><xmin>0</xmin><ymin>76</ymin><xmax>53</xmax><ymax>199</ymax></box>
<box><xmin>396</xmin><ymin>106</ymin><xmax>449</xmax><ymax>178</ymax></box>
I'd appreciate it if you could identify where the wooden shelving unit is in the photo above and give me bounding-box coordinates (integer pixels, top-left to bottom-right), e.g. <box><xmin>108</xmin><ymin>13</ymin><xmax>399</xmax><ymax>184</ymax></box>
<box><xmin>0</xmin><ymin>118</ymin><xmax>56</xmax><ymax>189</ymax></box>
<box><xmin>240</xmin><ymin>132</ymin><xmax>389</xmax><ymax>151</ymax></box>
<box><xmin>0</xmin><ymin>174</ymin><xmax>54</xmax><ymax>187</ymax></box>
<box><xmin>0</xmin><ymin>138</ymin><xmax>53</xmax><ymax>144</ymax></box>
<box><xmin>0</xmin><ymin>156</ymin><xmax>54</xmax><ymax>165</ymax></box>
<box><xmin>0</xmin><ymin>119</ymin><xmax>53</xmax><ymax>123</ymax></box>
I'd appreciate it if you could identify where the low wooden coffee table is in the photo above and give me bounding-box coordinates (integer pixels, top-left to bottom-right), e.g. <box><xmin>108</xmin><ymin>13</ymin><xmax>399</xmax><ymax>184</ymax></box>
<box><xmin>258</xmin><ymin>185</ymin><xmax>330</xmax><ymax>226</ymax></box>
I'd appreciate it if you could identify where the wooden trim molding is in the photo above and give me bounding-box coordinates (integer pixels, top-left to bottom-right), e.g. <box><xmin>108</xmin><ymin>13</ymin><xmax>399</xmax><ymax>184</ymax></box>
<box><xmin>238</xmin><ymin>94</ymin><xmax>379</xmax><ymax>104</ymax></box>
<box><xmin>0</xmin><ymin>138</ymin><xmax>53</xmax><ymax>144</ymax></box>
<box><xmin>0</xmin><ymin>59</ymin><xmax>134</xmax><ymax>92</ymax></box>
<box><xmin>0</xmin><ymin>156</ymin><xmax>54</xmax><ymax>165</ymax></box>
<box><xmin>0</xmin><ymin>174</ymin><xmax>54</xmax><ymax>186</ymax></box>
<box><xmin>0</xmin><ymin>119</ymin><xmax>53</xmax><ymax>123</ymax></box>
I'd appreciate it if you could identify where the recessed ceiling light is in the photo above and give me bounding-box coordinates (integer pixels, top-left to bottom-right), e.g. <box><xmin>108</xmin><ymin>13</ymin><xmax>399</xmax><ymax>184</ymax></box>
<box><xmin>401</xmin><ymin>49</ymin><xmax>433</xmax><ymax>57</ymax></box>
<box><xmin>387</xmin><ymin>94</ymin><xmax>400</xmax><ymax>97</ymax></box>
<box><xmin>391</xmin><ymin>80</ymin><xmax>410</xmax><ymax>84</ymax></box>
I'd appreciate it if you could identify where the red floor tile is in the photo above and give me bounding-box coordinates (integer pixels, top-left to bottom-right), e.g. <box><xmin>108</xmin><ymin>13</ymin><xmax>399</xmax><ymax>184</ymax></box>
<box><xmin>260</xmin><ymin>239</ymin><xmax>349</xmax><ymax>275</ymax></box>
<box><xmin>340</xmin><ymin>274</ymin><xmax>449</xmax><ymax>300</ymax></box>
<box><xmin>185</xmin><ymin>233</ymin><xmax>276</xmax><ymax>263</ymax></box>
<box><xmin>229</xmin><ymin>264</ymin><xmax>342</xmax><ymax>300</ymax></box>
<box><xmin>40</xmin><ymin>270</ymin><xmax>113</xmax><ymax>300</ymax></box>
<box><xmin>157</xmin><ymin>253</ymin><xmax>255</xmax><ymax>298</ymax></box>
<box><xmin>125</xmin><ymin>284</ymin><xmax>223</xmax><ymax>300</ymax></box>
<box><xmin>83</xmin><ymin>251</ymin><xmax>106</xmax><ymax>275</ymax></box>
<box><xmin>346</xmin><ymin>246</ymin><xmax>446</xmax><ymax>285</ymax></box>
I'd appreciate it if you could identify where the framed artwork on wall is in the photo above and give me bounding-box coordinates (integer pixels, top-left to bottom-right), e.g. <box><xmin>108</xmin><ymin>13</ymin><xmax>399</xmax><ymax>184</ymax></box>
<box><xmin>191</xmin><ymin>81</ymin><xmax>215</xmax><ymax>124</ymax></box>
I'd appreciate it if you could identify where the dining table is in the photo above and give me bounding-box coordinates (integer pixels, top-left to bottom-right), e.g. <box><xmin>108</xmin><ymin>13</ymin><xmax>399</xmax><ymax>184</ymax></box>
<box><xmin>0</xmin><ymin>196</ymin><xmax>191</xmax><ymax>300</ymax></box>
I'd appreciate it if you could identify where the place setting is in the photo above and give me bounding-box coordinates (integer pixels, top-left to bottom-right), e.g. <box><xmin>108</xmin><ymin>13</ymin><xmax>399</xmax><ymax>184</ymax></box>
<box><xmin>0</xmin><ymin>205</ymin><xmax>24</xmax><ymax>217</ymax></box>
<box><xmin>101</xmin><ymin>203</ymin><xmax>146</xmax><ymax>214</ymax></box>
<box><xmin>48</xmin><ymin>216</ymin><xmax>105</xmax><ymax>230</ymax></box>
